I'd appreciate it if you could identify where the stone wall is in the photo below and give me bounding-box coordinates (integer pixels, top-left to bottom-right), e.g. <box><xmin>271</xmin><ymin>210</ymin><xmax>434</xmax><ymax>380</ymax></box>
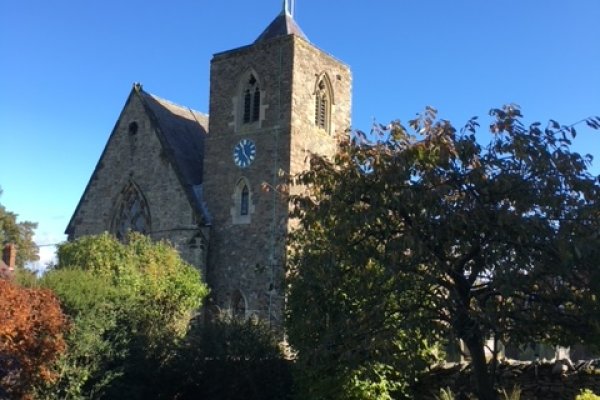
<box><xmin>414</xmin><ymin>360</ymin><xmax>600</xmax><ymax>400</ymax></box>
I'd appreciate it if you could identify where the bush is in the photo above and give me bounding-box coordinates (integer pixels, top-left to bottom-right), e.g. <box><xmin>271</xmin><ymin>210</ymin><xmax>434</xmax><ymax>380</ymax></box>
<box><xmin>0</xmin><ymin>279</ymin><xmax>68</xmax><ymax>399</ymax></box>
<box><xmin>36</xmin><ymin>233</ymin><xmax>208</xmax><ymax>399</ymax></box>
<box><xmin>576</xmin><ymin>389</ymin><xmax>600</xmax><ymax>400</ymax></box>
<box><xmin>159</xmin><ymin>316</ymin><xmax>292</xmax><ymax>400</ymax></box>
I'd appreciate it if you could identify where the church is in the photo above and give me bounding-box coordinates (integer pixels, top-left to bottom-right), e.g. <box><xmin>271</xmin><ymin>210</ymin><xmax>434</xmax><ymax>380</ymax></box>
<box><xmin>65</xmin><ymin>2</ymin><xmax>352</xmax><ymax>327</ymax></box>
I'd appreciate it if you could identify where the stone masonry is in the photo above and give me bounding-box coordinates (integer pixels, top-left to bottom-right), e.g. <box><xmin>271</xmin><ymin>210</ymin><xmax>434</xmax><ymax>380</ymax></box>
<box><xmin>203</xmin><ymin>33</ymin><xmax>351</xmax><ymax>327</ymax></box>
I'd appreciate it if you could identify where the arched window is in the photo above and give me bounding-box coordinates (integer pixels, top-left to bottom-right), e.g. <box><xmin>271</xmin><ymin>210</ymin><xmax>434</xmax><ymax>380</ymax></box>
<box><xmin>240</xmin><ymin>185</ymin><xmax>249</xmax><ymax>216</ymax></box>
<box><xmin>112</xmin><ymin>182</ymin><xmax>151</xmax><ymax>240</ymax></box>
<box><xmin>231</xmin><ymin>178</ymin><xmax>254</xmax><ymax>224</ymax></box>
<box><xmin>231</xmin><ymin>290</ymin><xmax>246</xmax><ymax>320</ymax></box>
<box><xmin>314</xmin><ymin>73</ymin><xmax>334</xmax><ymax>133</ymax></box>
<box><xmin>242</xmin><ymin>74</ymin><xmax>261</xmax><ymax>124</ymax></box>
<box><xmin>128</xmin><ymin>121</ymin><xmax>138</xmax><ymax>135</ymax></box>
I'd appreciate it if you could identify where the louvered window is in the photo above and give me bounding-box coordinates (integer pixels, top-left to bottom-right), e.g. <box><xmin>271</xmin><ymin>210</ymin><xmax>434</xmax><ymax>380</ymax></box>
<box><xmin>314</xmin><ymin>78</ymin><xmax>331</xmax><ymax>132</ymax></box>
<box><xmin>243</xmin><ymin>90</ymin><xmax>252</xmax><ymax>123</ymax></box>
<box><xmin>242</xmin><ymin>74</ymin><xmax>260</xmax><ymax>124</ymax></box>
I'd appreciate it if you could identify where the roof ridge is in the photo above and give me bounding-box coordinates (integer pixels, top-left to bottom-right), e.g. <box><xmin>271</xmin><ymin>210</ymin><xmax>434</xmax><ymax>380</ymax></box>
<box><xmin>143</xmin><ymin>91</ymin><xmax>206</xmax><ymax>117</ymax></box>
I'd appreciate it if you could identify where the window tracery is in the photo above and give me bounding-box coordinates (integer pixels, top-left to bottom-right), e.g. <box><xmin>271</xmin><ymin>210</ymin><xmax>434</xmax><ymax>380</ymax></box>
<box><xmin>112</xmin><ymin>182</ymin><xmax>151</xmax><ymax>240</ymax></box>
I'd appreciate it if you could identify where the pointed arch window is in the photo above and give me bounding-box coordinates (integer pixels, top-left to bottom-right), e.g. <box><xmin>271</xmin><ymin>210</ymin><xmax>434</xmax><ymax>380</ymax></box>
<box><xmin>112</xmin><ymin>182</ymin><xmax>151</xmax><ymax>240</ymax></box>
<box><xmin>314</xmin><ymin>74</ymin><xmax>334</xmax><ymax>133</ymax></box>
<box><xmin>240</xmin><ymin>185</ymin><xmax>250</xmax><ymax>216</ymax></box>
<box><xmin>231</xmin><ymin>178</ymin><xmax>254</xmax><ymax>224</ymax></box>
<box><xmin>242</xmin><ymin>74</ymin><xmax>261</xmax><ymax>124</ymax></box>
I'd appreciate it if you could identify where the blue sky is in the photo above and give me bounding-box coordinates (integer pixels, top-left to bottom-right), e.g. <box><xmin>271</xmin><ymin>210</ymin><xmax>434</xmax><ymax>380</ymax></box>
<box><xmin>1</xmin><ymin>0</ymin><xmax>599</xmax><ymax>268</ymax></box>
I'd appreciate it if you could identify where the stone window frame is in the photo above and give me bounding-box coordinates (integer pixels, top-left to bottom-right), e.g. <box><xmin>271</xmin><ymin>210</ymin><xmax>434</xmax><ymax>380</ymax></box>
<box><xmin>231</xmin><ymin>69</ymin><xmax>268</xmax><ymax>133</ymax></box>
<box><xmin>111</xmin><ymin>180</ymin><xmax>151</xmax><ymax>240</ymax></box>
<box><xmin>231</xmin><ymin>177</ymin><xmax>255</xmax><ymax>225</ymax></box>
<box><xmin>314</xmin><ymin>72</ymin><xmax>335</xmax><ymax>134</ymax></box>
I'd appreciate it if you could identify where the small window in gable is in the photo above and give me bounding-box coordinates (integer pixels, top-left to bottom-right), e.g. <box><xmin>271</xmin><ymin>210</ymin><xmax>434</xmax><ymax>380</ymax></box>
<box><xmin>314</xmin><ymin>74</ymin><xmax>334</xmax><ymax>133</ymax></box>
<box><xmin>112</xmin><ymin>182</ymin><xmax>151</xmax><ymax>240</ymax></box>
<box><xmin>128</xmin><ymin>121</ymin><xmax>138</xmax><ymax>135</ymax></box>
<box><xmin>242</xmin><ymin>74</ymin><xmax>261</xmax><ymax>124</ymax></box>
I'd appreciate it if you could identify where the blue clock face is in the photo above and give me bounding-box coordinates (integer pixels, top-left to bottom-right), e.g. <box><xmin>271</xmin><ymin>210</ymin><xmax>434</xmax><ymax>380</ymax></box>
<box><xmin>233</xmin><ymin>139</ymin><xmax>256</xmax><ymax>168</ymax></box>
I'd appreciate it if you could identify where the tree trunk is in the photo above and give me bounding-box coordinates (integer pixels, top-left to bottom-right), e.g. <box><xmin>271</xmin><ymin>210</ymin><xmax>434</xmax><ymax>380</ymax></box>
<box><xmin>463</xmin><ymin>335</ymin><xmax>498</xmax><ymax>400</ymax></box>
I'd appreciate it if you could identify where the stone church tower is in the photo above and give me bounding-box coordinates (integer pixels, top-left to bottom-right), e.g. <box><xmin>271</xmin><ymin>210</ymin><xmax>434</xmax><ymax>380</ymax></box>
<box><xmin>203</xmin><ymin>3</ymin><xmax>351</xmax><ymax>326</ymax></box>
<box><xmin>66</xmin><ymin>3</ymin><xmax>351</xmax><ymax>327</ymax></box>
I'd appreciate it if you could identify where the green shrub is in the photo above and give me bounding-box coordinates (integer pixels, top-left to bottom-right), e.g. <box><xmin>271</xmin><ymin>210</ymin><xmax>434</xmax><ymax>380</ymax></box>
<box><xmin>160</xmin><ymin>316</ymin><xmax>292</xmax><ymax>400</ymax></box>
<box><xmin>435</xmin><ymin>387</ymin><xmax>455</xmax><ymax>400</ymax></box>
<box><xmin>501</xmin><ymin>385</ymin><xmax>521</xmax><ymax>400</ymax></box>
<box><xmin>576</xmin><ymin>389</ymin><xmax>600</xmax><ymax>400</ymax></box>
<box><xmin>35</xmin><ymin>233</ymin><xmax>209</xmax><ymax>399</ymax></box>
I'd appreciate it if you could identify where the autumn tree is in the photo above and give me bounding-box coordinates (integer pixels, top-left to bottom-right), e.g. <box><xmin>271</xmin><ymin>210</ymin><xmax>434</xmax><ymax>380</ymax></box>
<box><xmin>0</xmin><ymin>279</ymin><xmax>68</xmax><ymax>399</ymax></box>
<box><xmin>0</xmin><ymin>188</ymin><xmax>39</xmax><ymax>268</ymax></box>
<box><xmin>287</xmin><ymin>106</ymin><xmax>600</xmax><ymax>400</ymax></box>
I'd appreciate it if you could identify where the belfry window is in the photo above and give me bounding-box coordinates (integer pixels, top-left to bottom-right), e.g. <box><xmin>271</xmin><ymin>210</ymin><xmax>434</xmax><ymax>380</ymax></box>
<box><xmin>314</xmin><ymin>74</ymin><xmax>333</xmax><ymax>133</ymax></box>
<box><xmin>112</xmin><ymin>182</ymin><xmax>151</xmax><ymax>240</ymax></box>
<box><xmin>242</xmin><ymin>74</ymin><xmax>260</xmax><ymax>124</ymax></box>
<box><xmin>315</xmin><ymin>89</ymin><xmax>328</xmax><ymax>129</ymax></box>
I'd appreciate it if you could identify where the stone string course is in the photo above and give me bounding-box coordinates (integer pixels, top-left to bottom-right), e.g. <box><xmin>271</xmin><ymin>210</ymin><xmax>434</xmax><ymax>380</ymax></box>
<box><xmin>414</xmin><ymin>360</ymin><xmax>600</xmax><ymax>400</ymax></box>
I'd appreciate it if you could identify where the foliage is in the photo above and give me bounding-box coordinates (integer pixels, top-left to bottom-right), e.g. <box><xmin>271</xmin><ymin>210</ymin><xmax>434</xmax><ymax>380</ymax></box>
<box><xmin>0</xmin><ymin>187</ymin><xmax>39</xmax><ymax>268</ymax></box>
<box><xmin>157</xmin><ymin>316</ymin><xmax>292</xmax><ymax>400</ymax></box>
<box><xmin>577</xmin><ymin>389</ymin><xmax>600</xmax><ymax>400</ymax></box>
<box><xmin>288</xmin><ymin>106</ymin><xmax>600</xmax><ymax>400</ymax></box>
<box><xmin>0</xmin><ymin>279</ymin><xmax>68</xmax><ymax>399</ymax></box>
<box><xmin>435</xmin><ymin>387</ymin><xmax>456</xmax><ymax>400</ymax></box>
<box><xmin>36</xmin><ymin>233</ymin><xmax>208</xmax><ymax>399</ymax></box>
<box><xmin>288</xmin><ymin>177</ymin><xmax>442</xmax><ymax>399</ymax></box>
<box><xmin>500</xmin><ymin>386</ymin><xmax>521</xmax><ymax>400</ymax></box>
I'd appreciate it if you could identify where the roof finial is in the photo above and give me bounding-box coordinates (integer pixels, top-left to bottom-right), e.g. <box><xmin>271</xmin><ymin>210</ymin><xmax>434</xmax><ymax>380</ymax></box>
<box><xmin>282</xmin><ymin>0</ymin><xmax>292</xmax><ymax>16</ymax></box>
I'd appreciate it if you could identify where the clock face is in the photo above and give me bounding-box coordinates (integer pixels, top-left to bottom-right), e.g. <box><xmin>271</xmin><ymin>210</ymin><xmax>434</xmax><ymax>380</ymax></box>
<box><xmin>233</xmin><ymin>139</ymin><xmax>256</xmax><ymax>168</ymax></box>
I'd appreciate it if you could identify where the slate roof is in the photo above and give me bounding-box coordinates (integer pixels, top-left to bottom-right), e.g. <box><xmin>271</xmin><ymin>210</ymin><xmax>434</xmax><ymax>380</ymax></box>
<box><xmin>255</xmin><ymin>7</ymin><xmax>308</xmax><ymax>43</ymax></box>
<box><xmin>138</xmin><ymin>89</ymin><xmax>207</xmax><ymax>186</ymax></box>
<box><xmin>137</xmin><ymin>87</ymin><xmax>211</xmax><ymax>224</ymax></box>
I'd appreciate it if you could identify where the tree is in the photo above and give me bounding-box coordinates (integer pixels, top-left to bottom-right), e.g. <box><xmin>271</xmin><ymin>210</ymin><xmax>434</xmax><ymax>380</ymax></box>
<box><xmin>36</xmin><ymin>233</ymin><xmax>209</xmax><ymax>399</ymax></box>
<box><xmin>287</xmin><ymin>222</ymin><xmax>442</xmax><ymax>399</ymax></box>
<box><xmin>287</xmin><ymin>106</ymin><xmax>600</xmax><ymax>400</ymax></box>
<box><xmin>0</xmin><ymin>279</ymin><xmax>68</xmax><ymax>399</ymax></box>
<box><xmin>0</xmin><ymin>188</ymin><xmax>39</xmax><ymax>268</ymax></box>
